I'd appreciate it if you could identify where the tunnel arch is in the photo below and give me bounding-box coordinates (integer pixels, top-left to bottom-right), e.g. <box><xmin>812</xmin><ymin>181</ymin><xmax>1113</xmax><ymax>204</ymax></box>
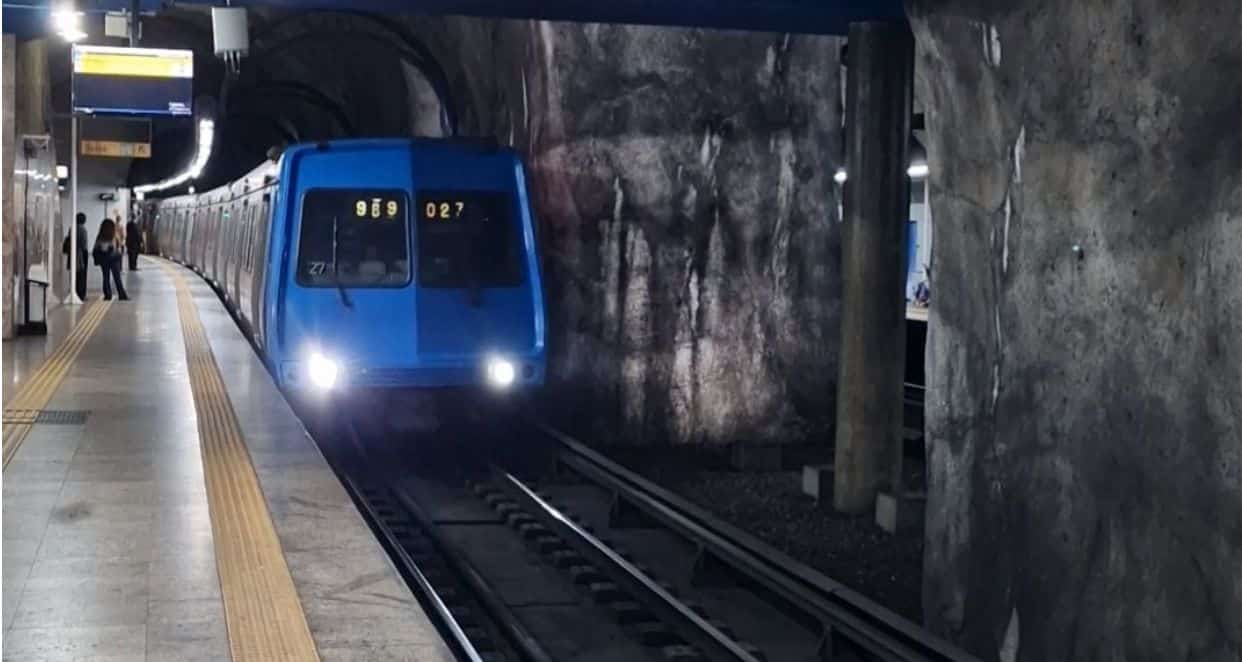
<box><xmin>241</xmin><ymin>10</ymin><xmax>459</xmax><ymax>136</ymax></box>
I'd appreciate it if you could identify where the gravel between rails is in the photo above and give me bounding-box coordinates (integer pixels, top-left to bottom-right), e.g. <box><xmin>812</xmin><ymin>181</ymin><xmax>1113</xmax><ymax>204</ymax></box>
<box><xmin>601</xmin><ymin>443</ymin><xmax>926</xmax><ymax>624</ymax></box>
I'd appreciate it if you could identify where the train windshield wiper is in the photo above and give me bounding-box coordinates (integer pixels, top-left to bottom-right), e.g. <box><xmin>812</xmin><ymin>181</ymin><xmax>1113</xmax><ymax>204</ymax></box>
<box><xmin>331</xmin><ymin>214</ymin><xmax>354</xmax><ymax>309</ymax></box>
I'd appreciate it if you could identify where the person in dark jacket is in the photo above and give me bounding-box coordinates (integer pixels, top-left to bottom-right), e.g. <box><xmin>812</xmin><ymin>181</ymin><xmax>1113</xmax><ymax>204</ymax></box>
<box><xmin>92</xmin><ymin>218</ymin><xmax>129</xmax><ymax>300</ymax></box>
<box><xmin>125</xmin><ymin>218</ymin><xmax>142</xmax><ymax>270</ymax></box>
<box><xmin>62</xmin><ymin>212</ymin><xmax>89</xmax><ymax>301</ymax></box>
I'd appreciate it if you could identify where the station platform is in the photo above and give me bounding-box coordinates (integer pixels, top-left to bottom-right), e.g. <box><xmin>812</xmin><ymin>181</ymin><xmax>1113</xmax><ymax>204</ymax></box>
<box><xmin>2</xmin><ymin>257</ymin><xmax>454</xmax><ymax>662</ymax></box>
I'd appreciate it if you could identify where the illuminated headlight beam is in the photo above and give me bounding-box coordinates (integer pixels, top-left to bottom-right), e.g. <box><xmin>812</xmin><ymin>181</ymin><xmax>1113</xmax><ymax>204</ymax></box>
<box><xmin>486</xmin><ymin>358</ymin><xmax>516</xmax><ymax>388</ymax></box>
<box><xmin>307</xmin><ymin>352</ymin><xmax>340</xmax><ymax>390</ymax></box>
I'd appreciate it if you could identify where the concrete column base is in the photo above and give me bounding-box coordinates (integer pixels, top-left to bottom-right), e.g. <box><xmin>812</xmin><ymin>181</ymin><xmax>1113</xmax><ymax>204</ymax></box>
<box><xmin>875</xmin><ymin>491</ymin><xmax>925</xmax><ymax>534</ymax></box>
<box><xmin>730</xmin><ymin>443</ymin><xmax>782</xmax><ymax>471</ymax></box>
<box><xmin>801</xmin><ymin>464</ymin><xmax>834</xmax><ymax>501</ymax></box>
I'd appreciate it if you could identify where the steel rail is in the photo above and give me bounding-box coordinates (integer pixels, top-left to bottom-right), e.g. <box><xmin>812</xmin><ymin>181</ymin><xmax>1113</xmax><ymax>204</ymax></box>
<box><xmin>336</xmin><ymin>422</ymin><xmax>492</xmax><ymax>662</ymax></box>
<box><xmin>537</xmin><ymin>422</ymin><xmax>981</xmax><ymax>662</ymax></box>
<box><xmin>337</xmin><ymin>472</ymin><xmax>490</xmax><ymax>662</ymax></box>
<box><xmin>495</xmin><ymin>469</ymin><xmax>766</xmax><ymax>662</ymax></box>
<box><xmin>388</xmin><ymin>483</ymin><xmax>557</xmax><ymax>662</ymax></box>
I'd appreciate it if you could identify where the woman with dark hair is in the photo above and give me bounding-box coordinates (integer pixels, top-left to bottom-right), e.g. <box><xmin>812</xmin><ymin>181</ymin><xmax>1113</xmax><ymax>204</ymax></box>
<box><xmin>92</xmin><ymin>218</ymin><xmax>129</xmax><ymax>300</ymax></box>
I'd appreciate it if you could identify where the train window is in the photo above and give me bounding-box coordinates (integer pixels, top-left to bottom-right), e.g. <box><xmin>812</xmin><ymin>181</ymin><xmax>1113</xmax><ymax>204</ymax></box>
<box><xmin>296</xmin><ymin>188</ymin><xmax>410</xmax><ymax>288</ymax></box>
<box><xmin>415</xmin><ymin>190</ymin><xmax>523</xmax><ymax>288</ymax></box>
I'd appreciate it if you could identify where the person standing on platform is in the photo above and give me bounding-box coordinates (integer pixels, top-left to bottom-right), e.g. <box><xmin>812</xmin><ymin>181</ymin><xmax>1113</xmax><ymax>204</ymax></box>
<box><xmin>125</xmin><ymin>216</ymin><xmax>142</xmax><ymax>270</ymax></box>
<box><xmin>92</xmin><ymin>218</ymin><xmax>129</xmax><ymax>301</ymax></box>
<box><xmin>62</xmin><ymin>212</ymin><xmax>89</xmax><ymax>301</ymax></box>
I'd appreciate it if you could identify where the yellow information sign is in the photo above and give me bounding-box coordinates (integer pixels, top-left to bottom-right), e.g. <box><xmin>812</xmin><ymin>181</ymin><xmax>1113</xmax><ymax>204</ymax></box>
<box><xmin>81</xmin><ymin>140</ymin><xmax>151</xmax><ymax>158</ymax></box>
<box><xmin>74</xmin><ymin>47</ymin><xmax>193</xmax><ymax>79</ymax></box>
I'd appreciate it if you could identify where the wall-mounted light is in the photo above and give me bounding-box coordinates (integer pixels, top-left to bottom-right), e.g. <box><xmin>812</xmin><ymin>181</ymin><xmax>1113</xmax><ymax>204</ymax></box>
<box><xmin>834</xmin><ymin>135</ymin><xmax>930</xmax><ymax>184</ymax></box>
<box><xmin>907</xmin><ymin>134</ymin><xmax>928</xmax><ymax>180</ymax></box>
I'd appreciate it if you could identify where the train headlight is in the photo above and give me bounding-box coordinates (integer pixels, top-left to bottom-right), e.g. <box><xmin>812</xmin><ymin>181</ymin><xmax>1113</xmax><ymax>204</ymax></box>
<box><xmin>486</xmin><ymin>357</ymin><xmax>516</xmax><ymax>388</ymax></box>
<box><xmin>307</xmin><ymin>352</ymin><xmax>340</xmax><ymax>390</ymax></box>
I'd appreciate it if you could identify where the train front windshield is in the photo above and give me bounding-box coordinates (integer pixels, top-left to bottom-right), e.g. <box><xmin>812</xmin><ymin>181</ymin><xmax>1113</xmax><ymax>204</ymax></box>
<box><xmin>416</xmin><ymin>190</ymin><xmax>524</xmax><ymax>288</ymax></box>
<box><xmin>297</xmin><ymin>189</ymin><xmax>411</xmax><ymax>287</ymax></box>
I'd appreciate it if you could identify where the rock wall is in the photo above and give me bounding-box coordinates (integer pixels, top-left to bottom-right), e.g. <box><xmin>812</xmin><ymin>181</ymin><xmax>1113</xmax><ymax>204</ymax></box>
<box><xmin>413</xmin><ymin>18</ymin><xmax>846</xmax><ymax>445</ymax></box>
<box><xmin>907</xmin><ymin>1</ymin><xmax>1242</xmax><ymax>659</ymax></box>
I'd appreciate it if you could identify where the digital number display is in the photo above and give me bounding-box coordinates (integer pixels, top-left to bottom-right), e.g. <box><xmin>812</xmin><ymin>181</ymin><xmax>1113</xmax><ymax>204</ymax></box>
<box><xmin>352</xmin><ymin>197</ymin><xmax>401</xmax><ymax>220</ymax></box>
<box><xmin>422</xmin><ymin>199</ymin><xmax>467</xmax><ymax>221</ymax></box>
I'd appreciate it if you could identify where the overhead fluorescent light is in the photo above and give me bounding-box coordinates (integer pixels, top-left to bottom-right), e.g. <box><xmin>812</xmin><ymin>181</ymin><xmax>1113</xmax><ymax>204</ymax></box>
<box><xmin>133</xmin><ymin>119</ymin><xmax>215</xmax><ymax>196</ymax></box>
<box><xmin>52</xmin><ymin>8</ymin><xmax>87</xmax><ymax>42</ymax></box>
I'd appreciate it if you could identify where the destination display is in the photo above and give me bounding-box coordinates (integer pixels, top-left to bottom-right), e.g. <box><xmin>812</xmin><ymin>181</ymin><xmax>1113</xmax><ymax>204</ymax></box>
<box><xmin>72</xmin><ymin>45</ymin><xmax>194</xmax><ymax>116</ymax></box>
<box><xmin>353</xmin><ymin>197</ymin><xmax>401</xmax><ymax>220</ymax></box>
<box><xmin>418</xmin><ymin>191</ymin><xmax>509</xmax><ymax>223</ymax></box>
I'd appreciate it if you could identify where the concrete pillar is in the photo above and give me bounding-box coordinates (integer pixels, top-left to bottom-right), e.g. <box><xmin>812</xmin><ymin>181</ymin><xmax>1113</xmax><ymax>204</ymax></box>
<box><xmin>2</xmin><ymin>35</ymin><xmax>16</xmax><ymax>340</ymax></box>
<box><xmin>15</xmin><ymin>39</ymin><xmax>49</xmax><ymax>135</ymax></box>
<box><xmin>832</xmin><ymin>22</ymin><xmax>913</xmax><ymax>514</ymax></box>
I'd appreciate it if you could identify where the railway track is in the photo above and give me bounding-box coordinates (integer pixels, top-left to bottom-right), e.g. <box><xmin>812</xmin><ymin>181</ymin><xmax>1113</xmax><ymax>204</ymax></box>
<box><xmin>314</xmin><ymin>397</ymin><xmax>973</xmax><ymax>662</ymax></box>
<box><xmin>321</xmin><ymin>411</ymin><xmax>661</xmax><ymax>662</ymax></box>
<box><xmin>523</xmin><ymin>423</ymin><xmax>979</xmax><ymax>662</ymax></box>
<box><xmin>329</xmin><ymin>419</ymin><xmax>545</xmax><ymax>662</ymax></box>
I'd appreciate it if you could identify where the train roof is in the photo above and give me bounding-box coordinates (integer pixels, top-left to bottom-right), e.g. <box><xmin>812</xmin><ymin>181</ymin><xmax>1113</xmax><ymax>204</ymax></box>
<box><xmin>146</xmin><ymin>137</ymin><xmax>523</xmax><ymax>207</ymax></box>
<box><xmin>285</xmin><ymin>136</ymin><xmax>513</xmax><ymax>155</ymax></box>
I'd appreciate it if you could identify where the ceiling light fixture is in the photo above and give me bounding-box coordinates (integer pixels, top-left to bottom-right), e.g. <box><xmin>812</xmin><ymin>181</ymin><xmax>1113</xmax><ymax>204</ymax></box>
<box><xmin>133</xmin><ymin>119</ymin><xmax>215</xmax><ymax>196</ymax></box>
<box><xmin>51</xmin><ymin>7</ymin><xmax>87</xmax><ymax>42</ymax></box>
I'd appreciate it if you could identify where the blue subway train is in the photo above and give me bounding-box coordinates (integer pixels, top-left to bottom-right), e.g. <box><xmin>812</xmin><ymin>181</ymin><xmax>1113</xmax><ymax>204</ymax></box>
<box><xmin>149</xmin><ymin>138</ymin><xmax>546</xmax><ymax>394</ymax></box>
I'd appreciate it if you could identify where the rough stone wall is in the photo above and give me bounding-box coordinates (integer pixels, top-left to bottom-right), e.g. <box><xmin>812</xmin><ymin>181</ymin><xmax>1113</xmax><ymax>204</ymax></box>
<box><xmin>907</xmin><ymin>1</ymin><xmax>1241</xmax><ymax>659</ymax></box>
<box><xmin>414</xmin><ymin>18</ymin><xmax>845</xmax><ymax>445</ymax></box>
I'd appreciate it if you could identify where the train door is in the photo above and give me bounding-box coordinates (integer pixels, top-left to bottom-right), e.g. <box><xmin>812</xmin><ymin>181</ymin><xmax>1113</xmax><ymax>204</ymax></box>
<box><xmin>221</xmin><ymin>202</ymin><xmax>236</xmax><ymax>299</ymax></box>
<box><xmin>207</xmin><ymin>204</ymin><xmax>218</xmax><ymax>277</ymax></box>
<box><xmin>186</xmin><ymin>208</ymin><xmax>194</xmax><ymax>265</ymax></box>
<box><xmin>252</xmin><ymin>191</ymin><xmax>273</xmax><ymax>348</ymax></box>
<box><xmin>193</xmin><ymin>206</ymin><xmax>202</xmax><ymax>269</ymax></box>
<box><xmin>218</xmin><ymin>204</ymin><xmax>229</xmax><ymax>285</ymax></box>
<box><xmin>201</xmin><ymin>204</ymin><xmax>212</xmax><ymax>274</ymax></box>
<box><xmin>230</xmin><ymin>199</ymin><xmax>245</xmax><ymax>304</ymax></box>
<box><xmin>236</xmin><ymin>198</ymin><xmax>254</xmax><ymax>319</ymax></box>
<box><xmin>220</xmin><ymin>203</ymin><xmax>233</xmax><ymax>289</ymax></box>
<box><xmin>208</xmin><ymin>204</ymin><xmax>221</xmax><ymax>282</ymax></box>
<box><xmin>181</xmin><ymin>208</ymin><xmax>191</xmax><ymax>262</ymax></box>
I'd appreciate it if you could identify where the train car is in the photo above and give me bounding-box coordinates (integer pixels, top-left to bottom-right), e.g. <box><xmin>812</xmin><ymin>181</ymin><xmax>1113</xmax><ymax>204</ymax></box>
<box><xmin>150</xmin><ymin>138</ymin><xmax>546</xmax><ymax>396</ymax></box>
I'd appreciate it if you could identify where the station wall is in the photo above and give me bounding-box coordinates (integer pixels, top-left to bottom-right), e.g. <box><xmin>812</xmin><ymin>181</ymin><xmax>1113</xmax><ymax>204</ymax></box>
<box><xmin>3</xmin><ymin>37</ymin><xmax>53</xmax><ymax>337</ymax></box>
<box><xmin>908</xmin><ymin>1</ymin><xmax>1241</xmax><ymax>659</ymax></box>
<box><xmin>3</xmin><ymin>35</ymin><xmax>15</xmax><ymax>339</ymax></box>
<box><xmin>409</xmin><ymin>19</ymin><xmax>846</xmax><ymax>446</ymax></box>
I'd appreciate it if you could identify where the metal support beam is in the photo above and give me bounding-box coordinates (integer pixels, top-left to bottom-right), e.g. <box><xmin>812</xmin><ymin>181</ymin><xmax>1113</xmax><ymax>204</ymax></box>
<box><xmin>833</xmin><ymin>21</ymin><xmax>913</xmax><ymax>515</ymax></box>
<box><xmin>130</xmin><ymin>0</ymin><xmax>140</xmax><ymax>46</ymax></box>
<box><xmin>66</xmin><ymin>115</ymin><xmax>82</xmax><ymax>305</ymax></box>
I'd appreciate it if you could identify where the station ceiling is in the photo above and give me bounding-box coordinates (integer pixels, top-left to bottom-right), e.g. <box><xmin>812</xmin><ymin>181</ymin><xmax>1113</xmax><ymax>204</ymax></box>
<box><xmin>4</xmin><ymin>0</ymin><xmax>905</xmax><ymax>38</ymax></box>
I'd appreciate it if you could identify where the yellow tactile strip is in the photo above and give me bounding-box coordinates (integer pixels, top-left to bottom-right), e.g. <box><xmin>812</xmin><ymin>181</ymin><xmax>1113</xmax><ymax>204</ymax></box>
<box><xmin>163</xmin><ymin>260</ymin><xmax>322</xmax><ymax>662</ymax></box>
<box><xmin>3</xmin><ymin>299</ymin><xmax>113</xmax><ymax>469</ymax></box>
